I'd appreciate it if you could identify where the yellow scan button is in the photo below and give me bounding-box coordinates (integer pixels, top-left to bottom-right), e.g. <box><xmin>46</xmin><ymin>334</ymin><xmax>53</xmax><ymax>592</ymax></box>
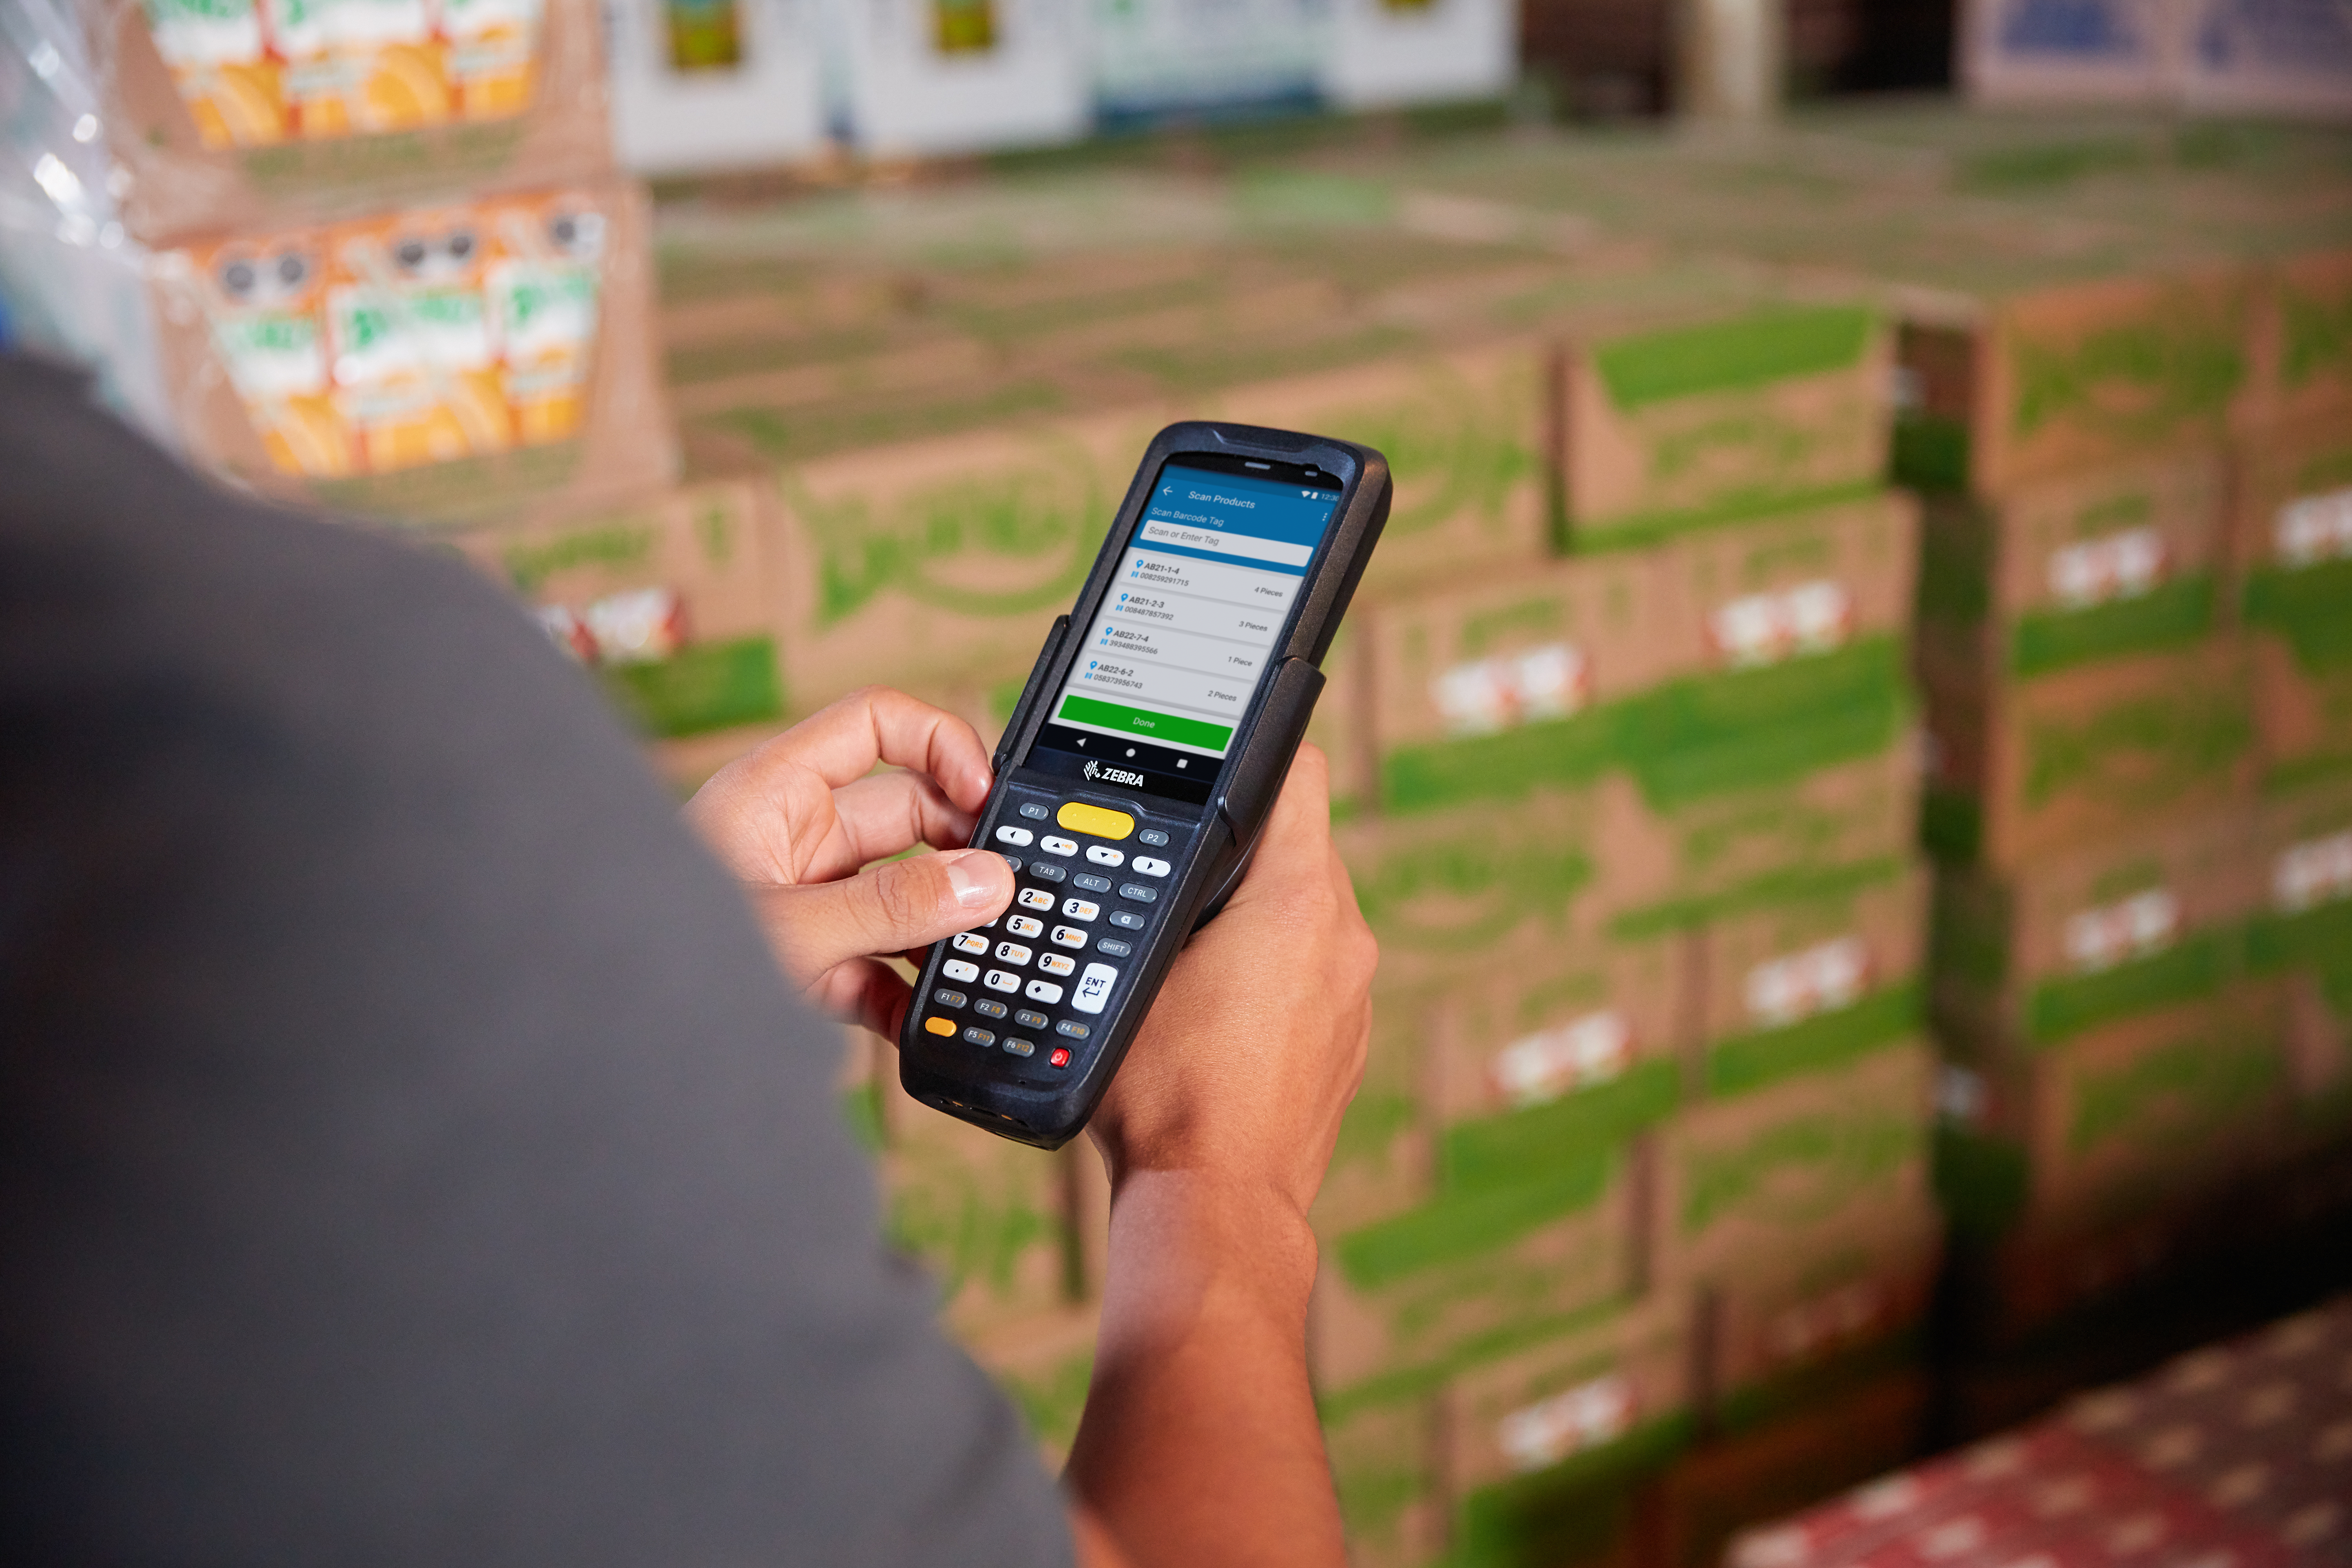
<box><xmin>1057</xmin><ymin>801</ymin><xmax>1134</xmax><ymax>840</ymax></box>
<box><xmin>924</xmin><ymin>1016</ymin><xmax>958</xmax><ymax>1036</ymax></box>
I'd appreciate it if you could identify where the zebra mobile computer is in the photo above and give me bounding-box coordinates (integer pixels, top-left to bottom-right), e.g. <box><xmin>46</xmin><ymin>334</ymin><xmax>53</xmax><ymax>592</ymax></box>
<box><xmin>898</xmin><ymin>423</ymin><xmax>1391</xmax><ymax>1149</ymax></box>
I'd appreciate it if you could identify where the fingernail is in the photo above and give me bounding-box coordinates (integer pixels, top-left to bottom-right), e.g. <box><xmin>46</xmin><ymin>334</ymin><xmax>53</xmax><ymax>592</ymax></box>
<box><xmin>942</xmin><ymin>851</ymin><xmax>1000</xmax><ymax>909</ymax></box>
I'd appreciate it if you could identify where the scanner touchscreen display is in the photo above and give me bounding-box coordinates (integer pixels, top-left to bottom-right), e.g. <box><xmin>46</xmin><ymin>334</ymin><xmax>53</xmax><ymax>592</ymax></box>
<box><xmin>1025</xmin><ymin>458</ymin><xmax>1342</xmax><ymax>805</ymax></box>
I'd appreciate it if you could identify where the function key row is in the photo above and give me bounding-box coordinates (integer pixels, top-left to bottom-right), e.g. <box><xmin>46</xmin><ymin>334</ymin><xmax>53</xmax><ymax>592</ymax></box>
<box><xmin>995</xmin><ymin>824</ymin><xmax>1169</xmax><ymax>877</ymax></box>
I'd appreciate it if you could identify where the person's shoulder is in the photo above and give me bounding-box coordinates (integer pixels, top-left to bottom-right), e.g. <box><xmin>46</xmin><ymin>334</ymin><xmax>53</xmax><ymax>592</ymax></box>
<box><xmin>0</xmin><ymin>350</ymin><xmax>644</xmax><ymax>805</ymax></box>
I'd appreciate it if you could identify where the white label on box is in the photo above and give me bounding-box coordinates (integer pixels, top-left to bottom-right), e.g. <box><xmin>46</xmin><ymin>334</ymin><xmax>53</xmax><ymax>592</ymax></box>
<box><xmin>1936</xmin><ymin>1063</ymin><xmax>1988</xmax><ymax>1126</ymax></box>
<box><xmin>2062</xmin><ymin>887</ymin><xmax>2180</xmax><ymax>973</ymax></box>
<box><xmin>1490</xmin><ymin>1011</ymin><xmax>1633</xmax><ymax>1109</ymax></box>
<box><xmin>1744</xmin><ymin>936</ymin><xmax>1869</xmax><ymax>1029</ymax></box>
<box><xmin>1708</xmin><ymin>580</ymin><xmax>1853</xmax><ymax>669</ymax></box>
<box><xmin>1497</xmin><ymin>1373</ymin><xmax>1633</xmax><ymax>1474</ymax></box>
<box><xmin>2047</xmin><ymin>524</ymin><xmax>2167</xmax><ymax>608</ymax></box>
<box><xmin>2274</xmin><ymin>829</ymin><xmax>2352</xmax><ymax>914</ymax></box>
<box><xmin>584</xmin><ymin>586</ymin><xmax>686</xmax><ymax>664</ymax></box>
<box><xmin>2276</xmin><ymin>488</ymin><xmax>2352</xmax><ymax>568</ymax></box>
<box><xmin>1432</xmin><ymin>642</ymin><xmax>1588</xmax><ymax>735</ymax></box>
<box><xmin>1768</xmin><ymin>1279</ymin><xmax>1886</xmax><ymax>1363</ymax></box>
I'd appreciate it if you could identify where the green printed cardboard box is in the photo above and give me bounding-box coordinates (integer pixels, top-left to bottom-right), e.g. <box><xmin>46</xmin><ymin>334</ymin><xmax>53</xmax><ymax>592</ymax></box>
<box><xmin>1935</xmin><ymin>982</ymin><xmax>2291</xmax><ymax>1241</ymax></box>
<box><xmin>1916</xmin><ymin>635</ymin><xmax>2254</xmax><ymax>870</ymax></box>
<box><xmin>1311</xmin><ymin>1145</ymin><xmax>1634</xmax><ymax>1409</ymax></box>
<box><xmin>1310</xmin><ymin>621</ymin><xmax>1378</xmax><ymax>824</ymax></box>
<box><xmin>1586</xmin><ymin>733</ymin><xmax>1922</xmax><ymax>934</ymax></box>
<box><xmin>1324</xmin><ymin>1394</ymin><xmax>1445</xmax><ymax>1568</ymax></box>
<box><xmin>1931</xmin><ymin>804</ymin><xmax>2260</xmax><ymax>1057</ymax></box>
<box><xmin>1913</xmin><ymin>448</ymin><xmax>2229</xmax><ymax>684</ymax></box>
<box><xmin>1439</xmin><ymin>1298</ymin><xmax>1693</xmax><ymax>1568</ymax></box>
<box><xmin>1560</xmin><ymin>301</ymin><xmax>1893</xmax><ymax>548</ymax></box>
<box><xmin>447</xmin><ymin>477</ymin><xmax>787</xmax><ymax>743</ymax></box>
<box><xmin>768</xmin><ymin>407</ymin><xmax>1168</xmax><ymax>704</ymax></box>
<box><xmin>878</xmin><ymin>1073</ymin><xmax>1078</xmax><ymax>1339</ymax></box>
<box><xmin>1205</xmin><ymin>342</ymin><xmax>1552</xmax><ymax>597</ymax></box>
<box><xmin>964</xmin><ymin>1306</ymin><xmax>1098</xmax><ymax>1469</ymax></box>
<box><xmin>2249</xmin><ymin>248</ymin><xmax>2352</xmax><ymax>430</ymax></box>
<box><xmin>1368</xmin><ymin>491</ymin><xmax>1917</xmax><ymax>816</ymax></box>
<box><xmin>1700</xmin><ymin>1208</ymin><xmax>1941</xmax><ymax>1423</ymax></box>
<box><xmin>1656</xmin><ymin>1040</ymin><xmax>1935</xmax><ymax>1289</ymax></box>
<box><xmin>1697</xmin><ymin>858</ymin><xmax>1929</xmax><ymax>1098</ymax></box>
<box><xmin>2237</xmin><ymin>414</ymin><xmax>2352</xmax><ymax>791</ymax></box>
<box><xmin>1428</xmin><ymin>935</ymin><xmax>1692</xmax><ymax>1198</ymax></box>
<box><xmin>1313</xmin><ymin>990</ymin><xmax>1444</xmax><ymax>1240</ymax></box>
<box><xmin>1338</xmin><ymin>790</ymin><xmax>1604</xmax><ymax>992</ymax></box>
<box><xmin>1894</xmin><ymin>264</ymin><xmax>2257</xmax><ymax>497</ymax></box>
<box><xmin>2252</xmin><ymin>777</ymin><xmax>2352</xmax><ymax>1133</ymax></box>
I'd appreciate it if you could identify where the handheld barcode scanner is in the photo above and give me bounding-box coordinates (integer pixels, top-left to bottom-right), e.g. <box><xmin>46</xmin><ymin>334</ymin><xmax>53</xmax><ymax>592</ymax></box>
<box><xmin>899</xmin><ymin>423</ymin><xmax>1391</xmax><ymax>1149</ymax></box>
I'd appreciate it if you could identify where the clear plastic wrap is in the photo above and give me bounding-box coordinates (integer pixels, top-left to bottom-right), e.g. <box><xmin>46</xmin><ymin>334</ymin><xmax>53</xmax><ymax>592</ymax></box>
<box><xmin>0</xmin><ymin>0</ymin><xmax>174</xmax><ymax>441</ymax></box>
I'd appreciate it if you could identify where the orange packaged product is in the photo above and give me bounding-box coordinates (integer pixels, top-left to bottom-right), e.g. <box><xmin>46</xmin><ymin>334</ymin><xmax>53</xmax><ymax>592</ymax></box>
<box><xmin>138</xmin><ymin>0</ymin><xmax>289</xmax><ymax>148</ymax></box>
<box><xmin>439</xmin><ymin>0</ymin><xmax>544</xmax><ymax>119</ymax></box>
<box><xmin>175</xmin><ymin>229</ymin><xmax>354</xmax><ymax>476</ymax></box>
<box><xmin>321</xmin><ymin>205</ymin><xmax>514</xmax><ymax>472</ymax></box>
<box><xmin>481</xmin><ymin>191</ymin><xmax>606</xmax><ymax>446</ymax></box>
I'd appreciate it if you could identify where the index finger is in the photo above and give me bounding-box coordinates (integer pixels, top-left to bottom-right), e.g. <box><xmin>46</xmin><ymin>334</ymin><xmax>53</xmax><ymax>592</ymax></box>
<box><xmin>741</xmin><ymin>686</ymin><xmax>997</xmax><ymax>812</ymax></box>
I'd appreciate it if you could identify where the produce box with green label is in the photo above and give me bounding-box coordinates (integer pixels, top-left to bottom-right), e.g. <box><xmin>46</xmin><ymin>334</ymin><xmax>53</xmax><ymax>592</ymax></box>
<box><xmin>1311</xmin><ymin>1143</ymin><xmax>1637</xmax><ymax>1412</ymax></box>
<box><xmin>1929</xmin><ymin>803</ymin><xmax>2261</xmax><ymax>1058</ymax></box>
<box><xmin>1913</xmin><ymin>448</ymin><xmax>2230</xmax><ymax>686</ymax></box>
<box><xmin>1935</xmin><ymin>981</ymin><xmax>2292</xmax><ymax>1241</ymax></box>
<box><xmin>1365</xmin><ymin>492</ymin><xmax>1920</xmax><ymax>855</ymax></box>
<box><xmin>964</xmin><ymin>1305</ymin><xmax>1098</xmax><ymax>1470</ymax></box>
<box><xmin>2249</xmin><ymin>246</ymin><xmax>2352</xmax><ymax>430</ymax></box>
<box><xmin>1696</xmin><ymin>859</ymin><xmax>1929</xmax><ymax>1099</ymax></box>
<box><xmin>1656</xmin><ymin>1040</ymin><xmax>1937</xmax><ymax>1289</ymax></box>
<box><xmin>1915</xmin><ymin>633</ymin><xmax>2254</xmax><ymax>870</ymax></box>
<box><xmin>1894</xmin><ymin>263</ymin><xmax>2259</xmax><ymax>498</ymax></box>
<box><xmin>2252</xmin><ymin>775</ymin><xmax>2352</xmax><ymax>1135</ymax></box>
<box><xmin>446</xmin><ymin>477</ymin><xmax>787</xmax><ymax>742</ymax></box>
<box><xmin>766</xmin><ymin>407</ymin><xmax>1170</xmax><ymax>706</ymax></box>
<box><xmin>1697</xmin><ymin>1210</ymin><xmax>1941</xmax><ymax>1426</ymax></box>
<box><xmin>1558</xmin><ymin>300</ymin><xmax>1893</xmax><ymax>550</ymax></box>
<box><xmin>2236</xmin><ymin>414</ymin><xmax>2352</xmax><ymax>791</ymax></box>
<box><xmin>1327</xmin><ymin>1393</ymin><xmax>1445</xmax><ymax>1568</ymax></box>
<box><xmin>1337</xmin><ymin>789</ymin><xmax>1607</xmax><ymax>994</ymax></box>
<box><xmin>1425</xmin><ymin>932</ymin><xmax>1693</xmax><ymax>1198</ymax></box>
<box><xmin>1439</xmin><ymin>1298</ymin><xmax>1693</xmax><ymax>1568</ymax></box>
<box><xmin>875</xmin><ymin>1067</ymin><xmax>1078</xmax><ymax>1340</ymax></box>
<box><xmin>1203</xmin><ymin>341</ymin><xmax>1554</xmax><ymax>599</ymax></box>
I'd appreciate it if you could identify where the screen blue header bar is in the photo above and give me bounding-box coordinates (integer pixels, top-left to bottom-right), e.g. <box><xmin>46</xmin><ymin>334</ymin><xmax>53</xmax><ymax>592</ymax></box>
<box><xmin>1139</xmin><ymin>463</ymin><xmax>1338</xmax><ymax>550</ymax></box>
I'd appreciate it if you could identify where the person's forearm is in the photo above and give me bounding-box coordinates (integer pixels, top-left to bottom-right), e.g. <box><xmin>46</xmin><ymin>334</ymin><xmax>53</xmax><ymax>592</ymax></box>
<box><xmin>1064</xmin><ymin>1168</ymin><xmax>1347</xmax><ymax>1568</ymax></box>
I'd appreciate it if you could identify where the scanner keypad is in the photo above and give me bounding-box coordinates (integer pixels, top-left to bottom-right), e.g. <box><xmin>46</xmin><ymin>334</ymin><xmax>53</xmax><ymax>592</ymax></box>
<box><xmin>920</xmin><ymin>788</ymin><xmax>1188</xmax><ymax>1075</ymax></box>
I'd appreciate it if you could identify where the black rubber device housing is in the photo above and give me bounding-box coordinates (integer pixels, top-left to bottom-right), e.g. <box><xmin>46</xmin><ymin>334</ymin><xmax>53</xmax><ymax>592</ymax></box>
<box><xmin>897</xmin><ymin>421</ymin><xmax>1392</xmax><ymax>1148</ymax></box>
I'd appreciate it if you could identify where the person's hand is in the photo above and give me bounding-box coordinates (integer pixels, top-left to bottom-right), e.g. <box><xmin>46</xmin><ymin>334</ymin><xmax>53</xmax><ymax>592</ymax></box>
<box><xmin>684</xmin><ymin>687</ymin><xmax>1015</xmax><ymax>1040</ymax></box>
<box><xmin>1085</xmin><ymin>744</ymin><xmax>1377</xmax><ymax>1222</ymax></box>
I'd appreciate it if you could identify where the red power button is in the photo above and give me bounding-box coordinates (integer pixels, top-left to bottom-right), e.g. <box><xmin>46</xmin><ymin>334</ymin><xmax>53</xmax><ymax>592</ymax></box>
<box><xmin>1049</xmin><ymin>1047</ymin><xmax>1072</xmax><ymax>1068</ymax></box>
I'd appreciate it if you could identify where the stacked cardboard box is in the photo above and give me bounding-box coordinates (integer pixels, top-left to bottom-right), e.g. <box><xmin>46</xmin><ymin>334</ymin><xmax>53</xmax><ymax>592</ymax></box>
<box><xmin>1306</xmin><ymin>289</ymin><xmax>1946</xmax><ymax>1568</ymax></box>
<box><xmin>1894</xmin><ymin>247</ymin><xmax>2352</xmax><ymax>1340</ymax></box>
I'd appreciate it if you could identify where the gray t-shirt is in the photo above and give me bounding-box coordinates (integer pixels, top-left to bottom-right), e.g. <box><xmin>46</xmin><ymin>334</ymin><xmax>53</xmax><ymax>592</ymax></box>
<box><xmin>0</xmin><ymin>354</ymin><xmax>1075</xmax><ymax>1568</ymax></box>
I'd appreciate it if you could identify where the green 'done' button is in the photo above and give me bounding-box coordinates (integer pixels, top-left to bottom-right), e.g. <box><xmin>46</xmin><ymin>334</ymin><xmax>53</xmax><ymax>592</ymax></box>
<box><xmin>1057</xmin><ymin>694</ymin><xmax>1233</xmax><ymax>753</ymax></box>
